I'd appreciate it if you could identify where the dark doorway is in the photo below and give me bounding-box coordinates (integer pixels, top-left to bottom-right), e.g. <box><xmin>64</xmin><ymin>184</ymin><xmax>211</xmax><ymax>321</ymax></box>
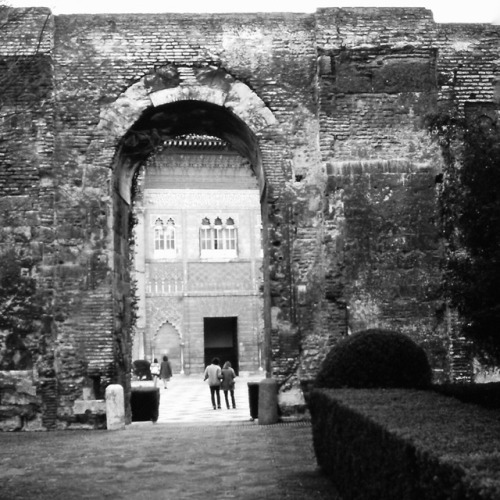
<box><xmin>204</xmin><ymin>317</ymin><xmax>239</xmax><ymax>374</ymax></box>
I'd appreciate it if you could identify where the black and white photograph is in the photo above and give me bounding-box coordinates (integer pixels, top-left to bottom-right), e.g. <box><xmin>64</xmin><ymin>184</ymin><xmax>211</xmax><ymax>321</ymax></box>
<box><xmin>1</xmin><ymin>0</ymin><xmax>500</xmax><ymax>498</ymax></box>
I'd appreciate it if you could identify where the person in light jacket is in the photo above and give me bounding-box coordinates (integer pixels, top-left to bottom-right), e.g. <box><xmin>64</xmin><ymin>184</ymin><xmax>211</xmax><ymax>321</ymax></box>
<box><xmin>150</xmin><ymin>358</ymin><xmax>160</xmax><ymax>388</ymax></box>
<box><xmin>203</xmin><ymin>357</ymin><xmax>222</xmax><ymax>409</ymax></box>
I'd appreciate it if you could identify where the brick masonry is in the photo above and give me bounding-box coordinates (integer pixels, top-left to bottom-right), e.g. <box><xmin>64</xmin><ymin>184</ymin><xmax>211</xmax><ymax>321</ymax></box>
<box><xmin>0</xmin><ymin>6</ymin><xmax>499</xmax><ymax>429</ymax></box>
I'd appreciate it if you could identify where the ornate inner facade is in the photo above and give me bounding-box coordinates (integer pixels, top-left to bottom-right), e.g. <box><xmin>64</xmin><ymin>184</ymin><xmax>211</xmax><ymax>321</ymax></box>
<box><xmin>131</xmin><ymin>137</ymin><xmax>264</xmax><ymax>375</ymax></box>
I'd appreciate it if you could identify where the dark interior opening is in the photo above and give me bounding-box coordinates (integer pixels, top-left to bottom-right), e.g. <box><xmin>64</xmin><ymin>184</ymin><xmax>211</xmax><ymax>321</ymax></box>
<box><xmin>120</xmin><ymin>100</ymin><xmax>259</xmax><ymax>168</ymax></box>
<box><xmin>204</xmin><ymin>317</ymin><xmax>239</xmax><ymax>375</ymax></box>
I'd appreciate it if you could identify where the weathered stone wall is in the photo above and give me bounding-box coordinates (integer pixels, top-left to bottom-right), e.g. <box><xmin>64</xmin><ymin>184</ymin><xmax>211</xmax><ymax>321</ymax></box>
<box><xmin>309</xmin><ymin>8</ymin><xmax>499</xmax><ymax>384</ymax></box>
<box><xmin>312</xmin><ymin>8</ymin><xmax>446</xmax><ymax>382</ymax></box>
<box><xmin>50</xmin><ymin>10</ymin><xmax>318</xmax><ymax>401</ymax></box>
<box><xmin>0</xmin><ymin>6</ymin><xmax>499</xmax><ymax>429</ymax></box>
<box><xmin>0</xmin><ymin>7</ymin><xmax>57</xmax><ymax>430</ymax></box>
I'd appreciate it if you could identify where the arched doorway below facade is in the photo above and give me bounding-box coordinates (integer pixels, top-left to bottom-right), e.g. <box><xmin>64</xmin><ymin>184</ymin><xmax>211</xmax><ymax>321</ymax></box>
<box><xmin>153</xmin><ymin>322</ymin><xmax>181</xmax><ymax>374</ymax></box>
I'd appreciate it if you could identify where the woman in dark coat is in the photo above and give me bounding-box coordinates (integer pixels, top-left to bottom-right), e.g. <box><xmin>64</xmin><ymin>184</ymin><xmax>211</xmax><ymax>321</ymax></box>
<box><xmin>220</xmin><ymin>361</ymin><xmax>236</xmax><ymax>409</ymax></box>
<box><xmin>159</xmin><ymin>355</ymin><xmax>173</xmax><ymax>389</ymax></box>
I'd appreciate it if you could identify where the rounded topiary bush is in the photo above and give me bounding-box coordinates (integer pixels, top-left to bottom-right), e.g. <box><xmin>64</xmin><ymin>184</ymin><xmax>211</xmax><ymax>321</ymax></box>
<box><xmin>314</xmin><ymin>329</ymin><xmax>432</xmax><ymax>389</ymax></box>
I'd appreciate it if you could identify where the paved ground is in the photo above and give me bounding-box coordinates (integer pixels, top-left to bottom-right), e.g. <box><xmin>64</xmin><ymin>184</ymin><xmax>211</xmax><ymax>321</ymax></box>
<box><xmin>0</xmin><ymin>374</ymin><xmax>342</xmax><ymax>500</ymax></box>
<box><xmin>136</xmin><ymin>373</ymin><xmax>264</xmax><ymax>423</ymax></box>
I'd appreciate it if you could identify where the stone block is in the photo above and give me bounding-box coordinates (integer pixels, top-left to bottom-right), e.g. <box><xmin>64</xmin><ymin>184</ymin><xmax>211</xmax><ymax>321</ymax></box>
<box><xmin>278</xmin><ymin>386</ymin><xmax>309</xmax><ymax>421</ymax></box>
<box><xmin>105</xmin><ymin>384</ymin><xmax>125</xmax><ymax>431</ymax></box>
<box><xmin>1</xmin><ymin>391</ymin><xmax>36</xmax><ymax>406</ymax></box>
<box><xmin>0</xmin><ymin>415</ymin><xmax>22</xmax><ymax>432</ymax></box>
<box><xmin>23</xmin><ymin>414</ymin><xmax>44</xmax><ymax>431</ymax></box>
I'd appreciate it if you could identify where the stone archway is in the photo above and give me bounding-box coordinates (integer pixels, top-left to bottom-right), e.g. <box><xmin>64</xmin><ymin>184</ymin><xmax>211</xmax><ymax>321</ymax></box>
<box><xmin>94</xmin><ymin>65</ymin><xmax>275</xmax><ymax>202</ymax></box>
<box><xmin>102</xmin><ymin>65</ymin><xmax>276</xmax><ymax>393</ymax></box>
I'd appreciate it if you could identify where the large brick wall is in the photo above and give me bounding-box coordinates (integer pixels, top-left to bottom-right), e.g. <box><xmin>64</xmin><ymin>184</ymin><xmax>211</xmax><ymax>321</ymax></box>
<box><xmin>0</xmin><ymin>6</ymin><xmax>499</xmax><ymax>429</ymax></box>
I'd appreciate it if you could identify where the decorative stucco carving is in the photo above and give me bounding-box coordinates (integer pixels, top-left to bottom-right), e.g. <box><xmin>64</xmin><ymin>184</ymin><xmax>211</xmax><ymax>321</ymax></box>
<box><xmin>146</xmin><ymin>297</ymin><xmax>183</xmax><ymax>340</ymax></box>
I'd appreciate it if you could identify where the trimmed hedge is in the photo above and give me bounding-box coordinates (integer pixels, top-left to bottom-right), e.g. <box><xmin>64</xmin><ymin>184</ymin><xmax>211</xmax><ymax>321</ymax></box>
<box><xmin>433</xmin><ymin>382</ymin><xmax>500</xmax><ymax>410</ymax></box>
<box><xmin>314</xmin><ymin>329</ymin><xmax>432</xmax><ymax>389</ymax></box>
<box><xmin>310</xmin><ymin>388</ymin><xmax>500</xmax><ymax>500</ymax></box>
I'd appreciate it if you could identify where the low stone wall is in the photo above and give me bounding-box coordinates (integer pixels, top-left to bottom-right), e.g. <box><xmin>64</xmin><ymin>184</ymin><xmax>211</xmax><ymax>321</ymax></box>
<box><xmin>277</xmin><ymin>386</ymin><xmax>309</xmax><ymax>422</ymax></box>
<box><xmin>0</xmin><ymin>370</ymin><xmax>42</xmax><ymax>431</ymax></box>
<box><xmin>0</xmin><ymin>371</ymin><xmax>107</xmax><ymax>431</ymax></box>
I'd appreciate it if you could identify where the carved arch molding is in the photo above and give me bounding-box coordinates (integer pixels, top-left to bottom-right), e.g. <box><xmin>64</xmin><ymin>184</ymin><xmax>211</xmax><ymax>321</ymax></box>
<box><xmin>146</xmin><ymin>297</ymin><xmax>183</xmax><ymax>342</ymax></box>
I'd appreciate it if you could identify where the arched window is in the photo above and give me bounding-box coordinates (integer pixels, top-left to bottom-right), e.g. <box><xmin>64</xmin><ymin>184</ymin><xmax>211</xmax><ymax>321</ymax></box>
<box><xmin>199</xmin><ymin>216</ymin><xmax>238</xmax><ymax>258</ymax></box>
<box><xmin>200</xmin><ymin>217</ymin><xmax>212</xmax><ymax>250</ymax></box>
<box><xmin>224</xmin><ymin>218</ymin><xmax>236</xmax><ymax>250</ymax></box>
<box><xmin>164</xmin><ymin>218</ymin><xmax>175</xmax><ymax>250</ymax></box>
<box><xmin>153</xmin><ymin>217</ymin><xmax>176</xmax><ymax>257</ymax></box>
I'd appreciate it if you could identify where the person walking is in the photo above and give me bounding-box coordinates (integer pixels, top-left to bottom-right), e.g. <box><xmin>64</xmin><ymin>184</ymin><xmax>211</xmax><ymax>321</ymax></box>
<box><xmin>221</xmin><ymin>361</ymin><xmax>236</xmax><ymax>409</ymax></box>
<box><xmin>150</xmin><ymin>358</ymin><xmax>160</xmax><ymax>388</ymax></box>
<box><xmin>203</xmin><ymin>357</ymin><xmax>222</xmax><ymax>410</ymax></box>
<box><xmin>160</xmin><ymin>355</ymin><xmax>173</xmax><ymax>389</ymax></box>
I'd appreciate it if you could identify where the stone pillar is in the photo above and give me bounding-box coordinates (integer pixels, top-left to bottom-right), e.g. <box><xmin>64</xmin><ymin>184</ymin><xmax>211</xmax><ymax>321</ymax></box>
<box><xmin>105</xmin><ymin>384</ymin><xmax>125</xmax><ymax>430</ymax></box>
<box><xmin>258</xmin><ymin>378</ymin><xmax>278</xmax><ymax>425</ymax></box>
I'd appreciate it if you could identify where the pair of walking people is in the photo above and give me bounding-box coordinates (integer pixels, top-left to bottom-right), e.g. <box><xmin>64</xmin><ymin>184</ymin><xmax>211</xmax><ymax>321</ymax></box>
<box><xmin>150</xmin><ymin>355</ymin><xmax>173</xmax><ymax>389</ymax></box>
<box><xmin>203</xmin><ymin>358</ymin><xmax>236</xmax><ymax>410</ymax></box>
